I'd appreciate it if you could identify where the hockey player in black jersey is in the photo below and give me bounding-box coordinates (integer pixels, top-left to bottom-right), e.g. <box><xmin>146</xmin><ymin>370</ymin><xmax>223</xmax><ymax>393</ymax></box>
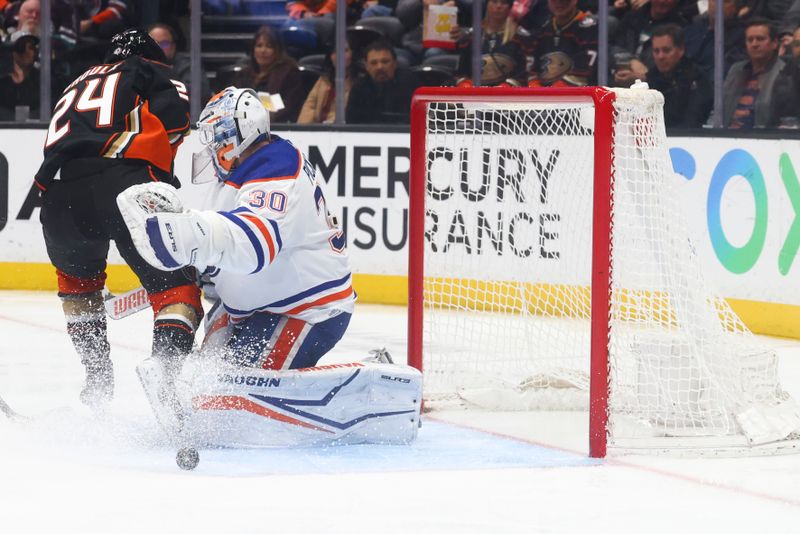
<box><xmin>526</xmin><ymin>0</ymin><xmax>598</xmax><ymax>87</ymax></box>
<box><xmin>35</xmin><ymin>29</ymin><xmax>203</xmax><ymax>407</ymax></box>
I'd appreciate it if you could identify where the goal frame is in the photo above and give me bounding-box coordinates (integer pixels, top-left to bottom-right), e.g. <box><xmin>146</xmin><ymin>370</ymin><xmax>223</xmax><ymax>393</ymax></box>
<box><xmin>407</xmin><ymin>86</ymin><xmax>617</xmax><ymax>458</ymax></box>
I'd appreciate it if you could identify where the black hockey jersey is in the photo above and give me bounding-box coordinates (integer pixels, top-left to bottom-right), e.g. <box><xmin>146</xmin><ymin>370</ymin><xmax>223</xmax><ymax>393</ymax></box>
<box><xmin>455</xmin><ymin>29</ymin><xmax>529</xmax><ymax>87</ymax></box>
<box><xmin>526</xmin><ymin>11</ymin><xmax>598</xmax><ymax>87</ymax></box>
<box><xmin>35</xmin><ymin>56</ymin><xmax>190</xmax><ymax>190</ymax></box>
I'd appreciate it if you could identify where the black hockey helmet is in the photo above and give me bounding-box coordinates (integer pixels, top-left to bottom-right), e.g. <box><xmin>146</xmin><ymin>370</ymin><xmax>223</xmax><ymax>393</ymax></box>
<box><xmin>105</xmin><ymin>28</ymin><xmax>166</xmax><ymax>64</ymax></box>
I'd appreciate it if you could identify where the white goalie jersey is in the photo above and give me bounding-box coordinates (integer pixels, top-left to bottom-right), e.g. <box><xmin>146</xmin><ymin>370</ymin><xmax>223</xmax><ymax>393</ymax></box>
<box><xmin>195</xmin><ymin>136</ymin><xmax>354</xmax><ymax>324</ymax></box>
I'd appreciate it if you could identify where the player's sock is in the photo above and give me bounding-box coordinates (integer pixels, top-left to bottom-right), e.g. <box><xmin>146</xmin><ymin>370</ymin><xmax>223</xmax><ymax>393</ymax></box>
<box><xmin>150</xmin><ymin>317</ymin><xmax>195</xmax><ymax>426</ymax></box>
<box><xmin>62</xmin><ymin>291</ymin><xmax>114</xmax><ymax>406</ymax></box>
<box><xmin>152</xmin><ymin>317</ymin><xmax>195</xmax><ymax>380</ymax></box>
<box><xmin>67</xmin><ymin>318</ymin><xmax>114</xmax><ymax>406</ymax></box>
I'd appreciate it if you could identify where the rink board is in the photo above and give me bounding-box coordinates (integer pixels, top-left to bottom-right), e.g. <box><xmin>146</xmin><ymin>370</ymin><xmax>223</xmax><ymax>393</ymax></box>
<box><xmin>2</xmin><ymin>129</ymin><xmax>800</xmax><ymax>338</ymax></box>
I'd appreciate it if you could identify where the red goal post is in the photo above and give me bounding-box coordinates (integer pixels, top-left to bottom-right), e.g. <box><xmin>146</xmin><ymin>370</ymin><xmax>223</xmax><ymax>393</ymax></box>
<box><xmin>407</xmin><ymin>86</ymin><xmax>800</xmax><ymax>458</ymax></box>
<box><xmin>408</xmin><ymin>86</ymin><xmax>615</xmax><ymax>457</ymax></box>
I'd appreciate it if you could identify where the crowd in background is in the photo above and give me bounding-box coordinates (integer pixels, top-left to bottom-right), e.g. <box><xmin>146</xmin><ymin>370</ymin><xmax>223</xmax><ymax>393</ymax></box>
<box><xmin>0</xmin><ymin>0</ymin><xmax>799</xmax><ymax>128</ymax></box>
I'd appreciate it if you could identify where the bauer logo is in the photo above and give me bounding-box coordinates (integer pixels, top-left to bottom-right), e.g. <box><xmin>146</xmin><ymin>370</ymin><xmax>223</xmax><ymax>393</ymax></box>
<box><xmin>218</xmin><ymin>374</ymin><xmax>281</xmax><ymax>387</ymax></box>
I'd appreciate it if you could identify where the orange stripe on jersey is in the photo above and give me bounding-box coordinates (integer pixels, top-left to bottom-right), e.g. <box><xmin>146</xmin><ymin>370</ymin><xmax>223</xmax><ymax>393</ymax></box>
<box><xmin>239</xmin><ymin>213</ymin><xmax>276</xmax><ymax>262</ymax></box>
<box><xmin>192</xmin><ymin>395</ymin><xmax>333</xmax><ymax>432</ymax></box>
<box><xmin>147</xmin><ymin>166</ymin><xmax>159</xmax><ymax>182</ymax></box>
<box><xmin>284</xmin><ymin>286</ymin><xmax>354</xmax><ymax>316</ymax></box>
<box><xmin>262</xmin><ymin>318</ymin><xmax>307</xmax><ymax>369</ymax></box>
<box><xmin>123</xmin><ymin>101</ymin><xmax>176</xmax><ymax>174</ymax></box>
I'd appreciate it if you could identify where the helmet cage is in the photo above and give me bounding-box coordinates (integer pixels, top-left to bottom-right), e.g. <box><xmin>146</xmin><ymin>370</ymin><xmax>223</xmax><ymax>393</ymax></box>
<box><xmin>195</xmin><ymin>87</ymin><xmax>269</xmax><ymax>181</ymax></box>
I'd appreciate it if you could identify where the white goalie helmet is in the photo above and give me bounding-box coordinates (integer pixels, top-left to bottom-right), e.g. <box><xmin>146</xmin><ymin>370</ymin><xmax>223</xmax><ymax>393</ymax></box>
<box><xmin>193</xmin><ymin>86</ymin><xmax>270</xmax><ymax>182</ymax></box>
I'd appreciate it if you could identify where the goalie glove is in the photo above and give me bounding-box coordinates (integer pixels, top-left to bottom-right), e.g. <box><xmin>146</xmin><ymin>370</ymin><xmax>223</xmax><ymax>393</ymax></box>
<box><xmin>117</xmin><ymin>183</ymin><xmax>215</xmax><ymax>271</ymax></box>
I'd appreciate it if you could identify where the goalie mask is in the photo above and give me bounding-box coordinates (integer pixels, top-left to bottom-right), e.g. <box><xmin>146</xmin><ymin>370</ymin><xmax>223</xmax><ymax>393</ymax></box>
<box><xmin>192</xmin><ymin>87</ymin><xmax>270</xmax><ymax>183</ymax></box>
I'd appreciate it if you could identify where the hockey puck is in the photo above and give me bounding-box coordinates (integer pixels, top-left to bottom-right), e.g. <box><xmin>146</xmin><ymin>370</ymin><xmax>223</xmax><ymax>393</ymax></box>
<box><xmin>176</xmin><ymin>447</ymin><xmax>200</xmax><ymax>471</ymax></box>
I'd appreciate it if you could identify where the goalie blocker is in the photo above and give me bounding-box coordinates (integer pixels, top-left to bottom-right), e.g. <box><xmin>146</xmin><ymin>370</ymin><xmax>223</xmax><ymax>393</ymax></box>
<box><xmin>139</xmin><ymin>357</ymin><xmax>422</xmax><ymax>447</ymax></box>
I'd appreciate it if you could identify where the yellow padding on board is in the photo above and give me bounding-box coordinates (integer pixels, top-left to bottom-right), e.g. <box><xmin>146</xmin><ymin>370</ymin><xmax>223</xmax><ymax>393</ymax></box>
<box><xmin>1</xmin><ymin>262</ymin><xmax>799</xmax><ymax>340</ymax></box>
<box><xmin>0</xmin><ymin>262</ymin><xmax>140</xmax><ymax>293</ymax></box>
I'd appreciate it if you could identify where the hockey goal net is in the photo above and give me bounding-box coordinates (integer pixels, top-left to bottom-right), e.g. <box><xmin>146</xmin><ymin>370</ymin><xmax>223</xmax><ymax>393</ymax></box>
<box><xmin>407</xmin><ymin>86</ymin><xmax>800</xmax><ymax>457</ymax></box>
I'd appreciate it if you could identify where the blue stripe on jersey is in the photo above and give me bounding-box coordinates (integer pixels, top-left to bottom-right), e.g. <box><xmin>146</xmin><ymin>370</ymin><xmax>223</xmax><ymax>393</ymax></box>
<box><xmin>218</xmin><ymin>211</ymin><xmax>265</xmax><ymax>273</ymax></box>
<box><xmin>226</xmin><ymin>136</ymin><xmax>300</xmax><ymax>188</ymax></box>
<box><xmin>229</xmin><ymin>206</ymin><xmax>282</xmax><ymax>252</ymax></box>
<box><xmin>268</xmin><ymin>218</ymin><xmax>283</xmax><ymax>251</ymax></box>
<box><xmin>146</xmin><ymin>217</ymin><xmax>180</xmax><ymax>269</ymax></box>
<box><xmin>224</xmin><ymin>273</ymin><xmax>352</xmax><ymax>315</ymax></box>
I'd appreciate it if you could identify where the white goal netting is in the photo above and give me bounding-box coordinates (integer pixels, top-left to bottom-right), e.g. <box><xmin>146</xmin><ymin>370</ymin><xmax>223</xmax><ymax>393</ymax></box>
<box><xmin>416</xmin><ymin>88</ymin><xmax>800</xmax><ymax>452</ymax></box>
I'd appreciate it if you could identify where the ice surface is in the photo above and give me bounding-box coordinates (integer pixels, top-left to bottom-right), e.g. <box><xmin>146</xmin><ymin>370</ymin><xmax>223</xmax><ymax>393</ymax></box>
<box><xmin>1</xmin><ymin>291</ymin><xmax>800</xmax><ymax>533</ymax></box>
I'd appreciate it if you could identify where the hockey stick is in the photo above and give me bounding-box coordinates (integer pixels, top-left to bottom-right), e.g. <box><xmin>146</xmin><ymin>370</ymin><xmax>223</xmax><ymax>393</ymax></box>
<box><xmin>104</xmin><ymin>286</ymin><xmax>150</xmax><ymax>320</ymax></box>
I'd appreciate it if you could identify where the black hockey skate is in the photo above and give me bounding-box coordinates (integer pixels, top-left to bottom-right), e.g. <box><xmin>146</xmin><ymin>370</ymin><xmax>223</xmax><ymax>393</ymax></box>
<box><xmin>367</xmin><ymin>348</ymin><xmax>394</xmax><ymax>364</ymax></box>
<box><xmin>79</xmin><ymin>357</ymin><xmax>114</xmax><ymax>407</ymax></box>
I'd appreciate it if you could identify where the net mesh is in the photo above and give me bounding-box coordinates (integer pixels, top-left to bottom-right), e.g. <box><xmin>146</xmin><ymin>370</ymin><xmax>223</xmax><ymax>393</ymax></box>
<box><xmin>418</xmin><ymin>88</ymin><xmax>800</xmax><ymax>449</ymax></box>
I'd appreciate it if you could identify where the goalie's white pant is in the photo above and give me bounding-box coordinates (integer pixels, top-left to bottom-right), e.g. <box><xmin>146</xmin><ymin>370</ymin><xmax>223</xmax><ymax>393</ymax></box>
<box><xmin>177</xmin><ymin>360</ymin><xmax>423</xmax><ymax>448</ymax></box>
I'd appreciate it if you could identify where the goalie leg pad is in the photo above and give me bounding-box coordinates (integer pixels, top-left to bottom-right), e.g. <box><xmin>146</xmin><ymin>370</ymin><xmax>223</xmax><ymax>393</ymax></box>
<box><xmin>181</xmin><ymin>361</ymin><xmax>422</xmax><ymax>448</ymax></box>
<box><xmin>137</xmin><ymin>357</ymin><xmax>186</xmax><ymax>435</ymax></box>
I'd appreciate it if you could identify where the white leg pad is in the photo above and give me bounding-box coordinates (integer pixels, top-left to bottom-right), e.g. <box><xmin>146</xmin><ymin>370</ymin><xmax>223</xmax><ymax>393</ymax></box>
<box><xmin>178</xmin><ymin>360</ymin><xmax>423</xmax><ymax>448</ymax></box>
<box><xmin>137</xmin><ymin>358</ymin><xmax>185</xmax><ymax>436</ymax></box>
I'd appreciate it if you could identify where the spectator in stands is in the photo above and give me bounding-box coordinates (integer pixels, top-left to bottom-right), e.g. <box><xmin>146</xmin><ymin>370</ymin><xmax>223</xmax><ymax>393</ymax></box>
<box><xmin>508</xmin><ymin>0</ymin><xmax>554</xmax><ymax>31</ymax></box>
<box><xmin>235</xmin><ymin>26</ymin><xmax>305</xmax><ymax>123</ymax></box>
<box><xmin>452</xmin><ymin>0</ymin><xmax>527</xmax><ymax>87</ymax></box>
<box><xmin>362</xmin><ymin>0</ymin><xmax>399</xmax><ymax>18</ymax></box>
<box><xmin>287</xmin><ymin>0</ymin><xmax>359</xmax><ymax>19</ymax></box>
<box><xmin>613</xmin><ymin>0</ymin><xmax>688</xmax><ymax>74</ymax></box>
<box><xmin>613</xmin><ymin>0</ymin><xmax>697</xmax><ymax>19</ymax></box>
<box><xmin>714</xmin><ymin>18</ymin><xmax>799</xmax><ymax>128</ymax></box>
<box><xmin>298</xmin><ymin>38</ymin><xmax>357</xmax><ymax>123</ymax></box>
<box><xmin>779</xmin><ymin>24</ymin><xmax>796</xmax><ymax>59</ymax></box>
<box><xmin>52</xmin><ymin>0</ymin><xmax>129</xmax><ymax>42</ymax></box>
<box><xmin>3</xmin><ymin>0</ymin><xmax>40</xmax><ymax>38</ymax></box>
<box><xmin>397</xmin><ymin>0</ymin><xmax>476</xmax><ymax>63</ymax></box>
<box><xmin>148</xmin><ymin>23</ymin><xmax>212</xmax><ymax>107</ymax></box>
<box><xmin>0</xmin><ymin>32</ymin><xmax>39</xmax><ymax>120</ymax></box>
<box><xmin>740</xmin><ymin>0</ymin><xmax>798</xmax><ymax>20</ymax></box>
<box><xmin>646</xmin><ymin>24</ymin><xmax>712</xmax><ymax>127</ymax></box>
<box><xmin>526</xmin><ymin>0</ymin><xmax>599</xmax><ymax>87</ymax></box>
<box><xmin>345</xmin><ymin>38</ymin><xmax>418</xmax><ymax>123</ymax></box>
<box><xmin>788</xmin><ymin>0</ymin><xmax>800</xmax><ymax>27</ymax></box>
<box><xmin>684</xmin><ymin>0</ymin><xmax>746</xmax><ymax>79</ymax></box>
<box><xmin>793</xmin><ymin>24</ymin><xmax>800</xmax><ymax>59</ymax></box>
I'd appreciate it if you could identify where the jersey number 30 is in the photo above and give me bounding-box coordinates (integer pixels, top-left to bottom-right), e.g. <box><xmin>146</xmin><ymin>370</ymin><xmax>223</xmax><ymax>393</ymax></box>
<box><xmin>314</xmin><ymin>185</ymin><xmax>346</xmax><ymax>253</ymax></box>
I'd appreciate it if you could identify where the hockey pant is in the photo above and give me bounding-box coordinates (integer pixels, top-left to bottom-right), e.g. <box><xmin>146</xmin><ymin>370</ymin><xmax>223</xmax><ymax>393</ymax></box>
<box><xmin>201</xmin><ymin>305</ymin><xmax>351</xmax><ymax>370</ymax></box>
